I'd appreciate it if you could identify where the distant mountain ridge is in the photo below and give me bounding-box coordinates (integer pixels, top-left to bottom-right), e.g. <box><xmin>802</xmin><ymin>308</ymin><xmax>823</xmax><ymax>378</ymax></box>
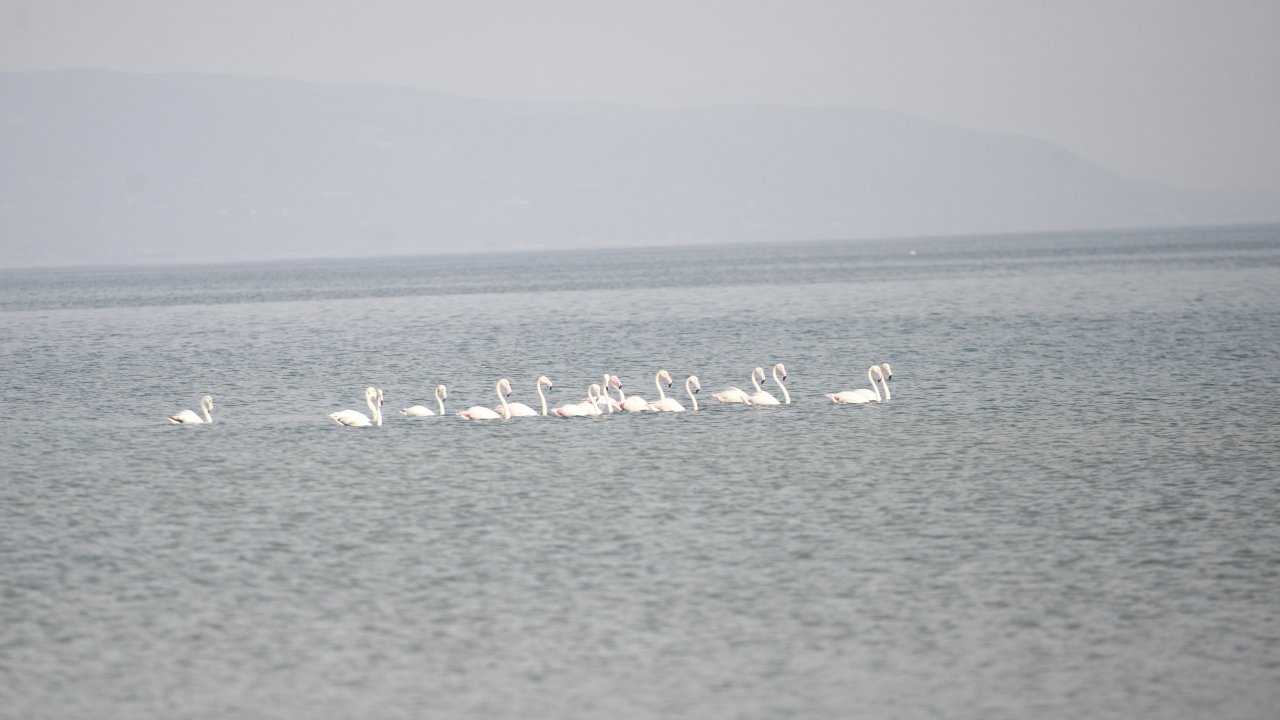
<box><xmin>1</xmin><ymin>69</ymin><xmax>1275</xmax><ymax>267</ymax></box>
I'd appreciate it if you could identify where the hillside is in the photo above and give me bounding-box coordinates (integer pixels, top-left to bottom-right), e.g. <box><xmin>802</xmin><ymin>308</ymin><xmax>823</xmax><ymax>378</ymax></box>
<box><xmin>1</xmin><ymin>69</ymin><xmax>1274</xmax><ymax>267</ymax></box>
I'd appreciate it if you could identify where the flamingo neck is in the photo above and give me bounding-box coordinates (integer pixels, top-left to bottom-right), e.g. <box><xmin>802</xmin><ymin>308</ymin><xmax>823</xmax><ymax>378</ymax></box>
<box><xmin>496</xmin><ymin>382</ymin><xmax>510</xmax><ymax>420</ymax></box>
<box><xmin>687</xmin><ymin>378</ymin><xmax>698</xmax><ymax>411</ymax></box>
<box><xmin>202</xmin><ymin>399</ymin><xmax>213</xmax><ymax>424</ymax></box>
<box><xmin>773</xmin><ymin>367</ymin><xmax>790</xmax><ymax>404</ymax></box>
<box><xmin>600</xmin><ymin>374</ymin><xmax>616</xmax><ymax>412</ymax></box>
<box><xmin>877</xmin><ymin>369</ymin><xmax>891</xmax><ymax>401</ymax></box>
<box><xmin>867</xmin><ymin>367</ymin><xmax>882</xmax><ymax>402</ymax></box>
<box><xmin>655</xmin><ymin>372</ymin><xmax>667</xmax><ymax>401</ymax></box>
<box><xmin>537</xmin><ymin>381</ymin><xmax>548</xmax><ymax>416</ymax></box>
<box><xmin>435</xmin><ymin>386</ymin><xmax>446</xmax><ymax>415</ymax></box>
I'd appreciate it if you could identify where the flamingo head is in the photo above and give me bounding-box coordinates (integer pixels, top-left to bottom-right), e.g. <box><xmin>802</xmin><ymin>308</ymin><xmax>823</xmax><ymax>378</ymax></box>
<box><xmin>880</xmin><ymin>362</ymin><xmax>893</xmax><ymax>380</ymax></box>
<box><xmin>538</xmin><ymin>375</ymin><xmax>553</xmax><ymax>389</ymax></box>
<box><xmin>690</xmin><ymin>376</ymin><xmax>701</xmax><ymax>393</ymax></box>
<box><xmin>775</xmin><ymin>363</ymin><xmax>788</xmax><ymax>381</ymax></box>
<box><xmin>659</xmin><ymin>369</ymin><xmax>673</xmax><ymax>387</ymax></box>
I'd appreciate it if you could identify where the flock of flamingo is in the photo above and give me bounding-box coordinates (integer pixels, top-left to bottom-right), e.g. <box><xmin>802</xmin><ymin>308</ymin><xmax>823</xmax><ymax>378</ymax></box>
<box><xmin>166</xmin><ymin>362</ymin><xmax>893</xmax><ymax>427</ymax></box>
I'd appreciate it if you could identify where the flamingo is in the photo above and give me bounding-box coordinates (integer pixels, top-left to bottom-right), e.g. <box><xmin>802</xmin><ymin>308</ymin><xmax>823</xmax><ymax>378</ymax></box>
<box><xmin>553</xmin><ymin>383</ymin><xmax>605</xmax><ymax>417</ymax></box>
<box><xmin>826</xmin><ymin>365</ymin><xmax>890</xmax><ymax>404</ymax></box>
<box><xmin>595</xmin><ymin>374</ymin><xmax>623</xmax><ymax>412</ymax></box>
<box><xmin>747</xmin><ymin>364</ymin><xmax>790</xmax><ymax>406</ymax></box>
<box><xmin>167</xmin><ymin>394</ymin><xmax>214</xmax><ymax>424</ymax></box>
<box><xmin>713</xmin><ymin>369</ymin><xmax>757</xmax><ymax>404</ymax></box>
<box><xmin>329</xmin><ymin>387</ymin><xmax>383</xmax><ymax>427</ymax></box>
<box><xmin>616</xmin><ymin>373</ymin><xmax>654</xmax><ymax>412</ymax></box>
<box><xmin>401</xmin><ymin>384</ymin><xmax>448</xmax><ymax>416</ymax></box>
<box><xmin>633</xmin><ymin>369</ymin><xmax>674</xmax><ymax>411</ymax></box>
<box><xmin>457</xmin><ymin>379</ymin><xmax>511</xmax><ymax>420</ymax></box>
<box><xmin>503</xmin><ymin>376</ymin><xmax>554</xmax><ymax>417</ymax></box>
<box><xmin>649</xmin><ymin>375</ymin><xmax>701</xmax><ymax>412</ymax></box>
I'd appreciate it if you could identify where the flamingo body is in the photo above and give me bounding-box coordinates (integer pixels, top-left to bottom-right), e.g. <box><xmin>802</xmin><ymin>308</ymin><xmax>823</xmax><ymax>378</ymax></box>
<box><xmin>167</xmin><ymin>395</ymin><xmax>214</xmax><ymax>424</ymax></box>
<box><xmin>459</xmin><ymin>379</ymin><xmax>512</xmax><ymax>420</ymax></box>
<box><xmin>712</xmin><ymin>387</ymin><xmax>751</xmax><ymax>404</ymax></box>
<box><xmin>458</xmin><ymin>406</ymin><xmax>503</xmax><ymax>420</ymax></box>
<box><xmin>330</xmin><ymin>387</ymin><xmax>383</xmax><ymax>427</ymax></box>
<box><xmin>402</xmin><ymin>384</ymin><xmax>449</xmax><ymax>417</ymax></box>
<box><xmin>827</xmin><ymin>366</ymin><xmax>889</xmax><ymax>405</ymax></box>
<box><xmin>619</xmin><ymin>395</ymin><xmax>650</xmax><ymax>412</ymax></box>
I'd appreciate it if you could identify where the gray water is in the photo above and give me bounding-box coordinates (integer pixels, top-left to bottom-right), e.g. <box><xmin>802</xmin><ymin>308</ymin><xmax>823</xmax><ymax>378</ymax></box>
<box><xmin>2</xmin><ymin>225</ymin><xmax>1279</xmax><ymax>719</ymax></box>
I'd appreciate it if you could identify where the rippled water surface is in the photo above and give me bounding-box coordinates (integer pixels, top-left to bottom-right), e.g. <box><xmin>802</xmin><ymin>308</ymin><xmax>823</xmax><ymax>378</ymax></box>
<box><xmin>3</xmin><ymin>226</ymin><xmax>1279</xmax><ymax>719</ymax></box>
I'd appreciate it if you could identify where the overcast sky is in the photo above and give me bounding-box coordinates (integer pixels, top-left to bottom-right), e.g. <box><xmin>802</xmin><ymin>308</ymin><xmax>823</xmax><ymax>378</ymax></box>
<box><xmin>3</xmin><ymin>0</ymin><xmax>1278</xmax><ymax>195</ymax></box>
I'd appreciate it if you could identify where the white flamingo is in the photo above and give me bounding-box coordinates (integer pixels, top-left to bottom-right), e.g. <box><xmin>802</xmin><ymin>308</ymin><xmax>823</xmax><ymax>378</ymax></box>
<box><xmin>826</xmin><ymin>365</ymin><xmax>890</xmax><ymax>404</ymax></box>
<box><xmin>553</xmin><ymin>383</ymin><xmax>605</xmax><ymax>417</ymax></box>
<box><xmin>503</xmin><ymin>376</ymin><xmax>554</xmax><ymax>417</ymax></box>
<box><xmin>745</xmin><ymin>367</ymin><xmax>773</xmax><ymax>405</ymax></box>
<box><xmin>880</xmin><ymin>362</ymin><xmax>893</xmax><ymax>381</ymax></box>
<box><xmin>167</xmin><ymin>394</ymin><xmax>214</xmax><ymax>424</ymax></box>
<box><xmin>615</xmin><ymin>373</ymin><xmax>654</xmax><ymax>412</ymax></box>
<box><xmin>329</xmin><ymin>387</ymin><xmax>383</xmax><ymax>427</ymax></box>
<box><xmin>713</xmin><ymin>369</ymin><xmax>757</xmax><ymax>404</ymax></box>
<box><xmin>650</xmin><ymin>375</ymin><xmax>701</xmax><ymax>412</ymax></box>
<box><xmin>634</xmin><ymin>368</ymin><xmax>675</xmax><ymax>409</ymax></box>
<box><xmin>747</xmin><ymin>364</ymin><xmax>789</xmax><ymax>405</ymax></box>
<box><xmin>457</xmin><ymin>379</ymin><xmax>511</xmax><ymax>420</ymax></box>
<box><xmin>595</xmin><ymin>374</ymin><xmax>623</xmax><ymax>412</ymax></box>
<box><xmin>401</xmin><ymin>384</ymin><xmax>448</xmax><ymax>416</ymax></box>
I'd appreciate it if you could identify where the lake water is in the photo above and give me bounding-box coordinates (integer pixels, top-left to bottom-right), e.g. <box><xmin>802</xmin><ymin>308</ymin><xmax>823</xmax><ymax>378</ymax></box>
<box><xmin>2</xmin><ymin>225</ymin><xmax>1279</xmax><ymax>719</ymax></box>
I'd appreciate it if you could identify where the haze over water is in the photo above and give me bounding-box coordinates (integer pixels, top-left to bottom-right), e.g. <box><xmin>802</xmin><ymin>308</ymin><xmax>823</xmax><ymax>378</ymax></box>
<box><xmin>2</xmin><ymin>225</ymin><xmax>1278</xmax><ymax>719</ymax></box>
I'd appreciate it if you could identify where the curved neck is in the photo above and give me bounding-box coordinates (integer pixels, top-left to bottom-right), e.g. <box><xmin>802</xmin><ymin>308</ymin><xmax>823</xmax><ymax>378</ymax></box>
<box><xmin>773</xmin><ymin>366</ymin><xmax>790</xmax><ymax>404</ymax></box>
<box><xmin>877</xmin><ymin>369</ymin><xmax>891</xmax><ymax>401</ymax></box>
<box><xmin>366</xmin><ymin>392</ymin><xmax>382</xmax><ymax>426</ymax></box>
<box><xmin>495</xmin><ymin>381</ymin><xmax>510</xmax><ymax>419</ymax></box>
<box><xmin>655</xmin><ymin>372</ymin><xmax>667</xmax><ymax>401</ymax></box>
<box><xmin>201</xmin><ymin>399</ymin><xmax>213</xmax><ymax>424</ymax></box>
<box><xmin>537</xmin><ymin>381</ymin><xmax>548</xmax><ymax>416</ymax></box>
<box><xmin>600</xmin><ymin>374</ymin><xmax>617</xmax><ymax>412</ymax></box>
<box><xmin>867</xmin><ymin>367</ymin><xmax>882</xmax><ymax>402</ymax></box>
<box><xmin>751</xmin><ymin>370</ymin><xmax>762</xmax><ymax>393</ymax></box>
<box><xmin>435</xmin><ymin>386</ymin><xmax>446</xmax><ymax>415</ymax></box>
<box><xmin>686</xmin><ymin>378</ymin><xmax>698</xmax><ymax>411</ymax></box>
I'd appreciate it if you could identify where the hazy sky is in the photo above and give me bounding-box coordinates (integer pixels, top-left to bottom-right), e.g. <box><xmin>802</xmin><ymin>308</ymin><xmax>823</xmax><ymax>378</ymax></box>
<box><xmin>3</xmin><ymin>0</ymin><xmax>1278</xmax><ymax>194</ymax></box>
